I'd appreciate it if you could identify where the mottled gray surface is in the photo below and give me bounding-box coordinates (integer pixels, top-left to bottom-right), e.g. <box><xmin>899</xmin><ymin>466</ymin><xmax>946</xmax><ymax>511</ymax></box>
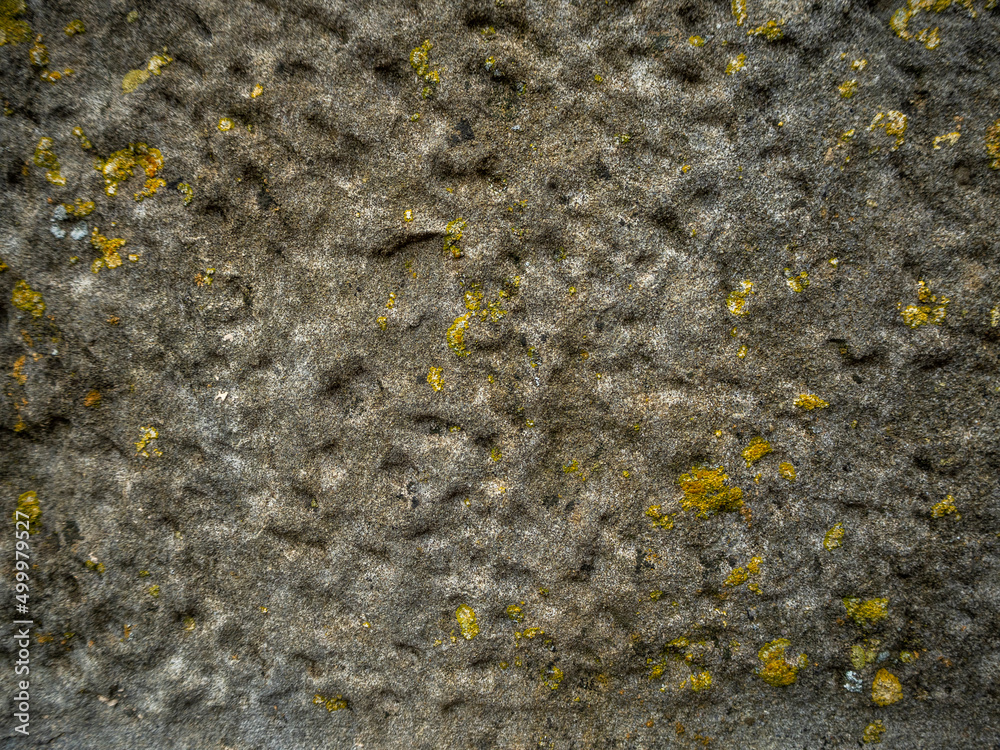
<box><xmin>2</xmin><ymin>0</ymin><xmax>1000</xmax><ymax>747</ymax></box>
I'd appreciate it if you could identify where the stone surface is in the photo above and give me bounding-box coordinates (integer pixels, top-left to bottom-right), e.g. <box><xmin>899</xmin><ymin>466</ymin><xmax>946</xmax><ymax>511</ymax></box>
<box><xmin>2</xmin><ymin>0</ymin><xmax>1000</xmax><ymax>747</ymax></box>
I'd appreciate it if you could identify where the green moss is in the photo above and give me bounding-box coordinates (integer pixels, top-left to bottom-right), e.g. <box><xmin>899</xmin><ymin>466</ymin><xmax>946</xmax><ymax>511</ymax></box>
<box><xmin>14</xmin><ymin>490</ymin><xmax>41</xmax><ymax>533</ymax></box>
<box><xmin>677</xmin><ymin>466</ymin><xmax>743</xmax><ymax>518</ymax></box>
<box><xmin>456</xmin><ymin>604</ymin><xmax>479</xmax><ymax>640</ymax></box>
<box><xmin>741</xmin><ymin>437</ymin><xmax>772</xmax><ymax>466</ymax></box>
<box><xmin>12</xmin><ymin>280</ymin><xmax>45</xmax><ymax>317</ymax></box>
<box><xmin>843</xmin><ymin>597</ymin><xmax>888</xmax><ymax>626</ymax></box>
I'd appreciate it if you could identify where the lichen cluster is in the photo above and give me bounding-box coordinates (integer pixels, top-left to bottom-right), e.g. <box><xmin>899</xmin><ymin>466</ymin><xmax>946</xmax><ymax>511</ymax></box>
<box><xmin>677</xmin><ymin>466</ymin><xmax>743</xmax><ymax>518</ymax></box>
<box><xmin>843</xmin><ymin>597</ymin><xmax>888</xmax><ymax>626</ymax></box>
<box><xmin>757</xmin><ymin>638</ymin><xmax>807</xmax><ymax>686</ymax></box>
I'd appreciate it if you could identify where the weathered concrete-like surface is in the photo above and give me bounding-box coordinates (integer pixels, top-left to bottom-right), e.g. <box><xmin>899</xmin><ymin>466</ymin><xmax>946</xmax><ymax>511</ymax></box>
<box><xmin>2</xmin><ymin>0</ymin><xmax>1000</xmax><ymax>747</ymax></box>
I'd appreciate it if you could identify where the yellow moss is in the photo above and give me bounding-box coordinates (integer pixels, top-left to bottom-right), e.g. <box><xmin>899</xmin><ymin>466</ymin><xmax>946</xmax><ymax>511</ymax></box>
<box><xmin>218</xmin><ymin>117</ymin><xmax>234</xmax><ymax>132</ymax></box>
<box><xmin>95</xmin><ymin>142</ymin><xmax>164</xmax><ymax>197</ymax></box>
<box><xmin>778</xmin><ymin>462</ymin><xmax>796</xmax><ymax>481</ymax></box>
<box><xmin>931</xmin><ymin>494</ymin><xmax>960</xmax><ymax>519</ymax></box>
<box><xmin>726</xmin><ymin>54</ymin><xmax>746</xmax><ymax>75</ymax></box>
<box><xmin>63</xmin><ymin>198</ymin><xmax>95</xmax><ymax>216</ymax></box>
<box><xmin>824</xmin><ymin>523</ymin><xmax>845</xmax><ymax>550</ymax></box>
<box><xmin>839</xmin><ymin>80</ymin><xmax>858</xmax><ymax>99</ymax></box>
<box><xmin>726</xmin><ymin>280</ymin><xmax>755</xmax><ymax>315</ymax></box>
<box><xmin>870</xmin><ymin>111</ymin><xmax>908</xmax><ymax>150</ymax></box>
<box><xmin>932</xmin><ymin>131</ymin><xmax>961</xmax><ymax>149</ymax></box>
<box><xmin>645</xmin><ymin>505</ymin><xmax>675</xmax><ymax>529</ymax></box>
<box><xmin>14</xmin><ymin>490</ymin><xmax>41</xmax><ymax>533</ymax></box>
<box><xmin>64</xmin><ymin>19</ymin><xmax>85</xmax><ymax>35</ymax></box>
<box><xmin>89</xmin><ymin>228</ymin><xmax>125</xmax><ymax>273</ymax></box>
<box><xmin>313</xmin><ymin>693</ymin><xmax>348</xmax><ymax>712</ymax></box>
<box><xmin>741</xmin><ymin>437</ymin><xmax>772</xmax><ymax>466</ymax></box>
<box><xmin>134</xmin><ymin>425</ymin><xmax>162</xmax><ymax>457</ymax></box>
<box><xmin>986</xmin><ymin>120</ymin><xmax>1000</xmax><ymax>169</ymax></box>
<box><xmin>0</xmin><ymin>0</ymin><xmax>31</xmax><ymax>46</ymax></box>
<box><xmin>122</xmin><ymin>52</ymin><xmax>172</xmax><ymax>94</ymax></box>
<box><xmin>33</xmin><ymin>137</ymin><xmax>65</xmax><ymax>185</ymax></box>
<box><xmin>872</xmin><ymin>668</ymin><xmax>903</xmax><ymax>706</ymax></box>
<box><xmin>731</xmin><ymin>0</ymin><xmax>747</xmax><ymax>25</ymax></box>
<box><xmin>757</xmin><ymin>638</ymin><xmax>807</xmax><ymax>686</ymax></box>
<box><xmin>843</xmin><ymin>597</ymin><xmax>888</xmax><ymax>626</ymax></box>
<box><xmin>678</xmin><ymin>466</ymin><xmax>743</xmax><ymax>518</ymax></box>
<box><xmin>862</xmin><ymin>720</ymin><xmax>887</xmax><ymax>744</ymax></box>
<box><xmin>177</xmin><ymin>182</ymin><xmax>194</xmax><ymax>205</ymax></box>
<box><xmin>446</xmin><ymin>312</ymin><xmax>472</xmax><ymax>356</ymax></box>
<box><xmin>794</xmin><ymin>394</ymin><xmax>829</xmax><ymax>410</ymax></box>
<box><xmin>444</xmin><ymin>217</ymin><xmax>466</xmax><ymax>258</ymax></box>
<box><xmin>543</xmin><ymin>665</ymin><xmax>563</xmax><ymax>690</ymax></box>
<box><xmin>748</xmin><ymin>20</ymin><xmax>783</xmax><ymax>40</ymax></box>
<box><xmin>456</xmin><ymin>604</ymin><xmax>479</xmax><ymax>640</ymax></box>
<box><xmin>12</xmin><ymin>280</ymin><xmax>45</xmax><ymax>317</ymax></box>
<box><xmin>688</xmin><ymin>35</ymin><xmax>705</xmax><ymax>47</ymax></box>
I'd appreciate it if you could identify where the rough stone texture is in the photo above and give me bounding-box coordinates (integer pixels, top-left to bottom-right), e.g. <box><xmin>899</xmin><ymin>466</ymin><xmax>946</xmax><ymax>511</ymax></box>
<box><xmin>2</xmin><ymin>0</ymin><xmax>1000</xmax><ymax>747</ymax></box>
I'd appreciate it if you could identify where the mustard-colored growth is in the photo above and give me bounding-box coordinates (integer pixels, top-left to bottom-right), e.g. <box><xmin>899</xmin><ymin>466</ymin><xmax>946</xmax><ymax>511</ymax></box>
<box><xmin>748</xmin><ymin>20</ymin><xmax>783</xmax><ymax>40</ymax></box>
<box><xmin>839</xmin><ymin>80</ymin><xmax>858</xmax><ymax>99</ymax></box>
<box><xmin>70</xmin><ymin>126</ymin><xmax>92</xmax><ymax>149</ymax></box>
<box><xmin>95</xmin><ymin>142</ymin><xmax>164</xmax><ymax>196</ymax></box>
<box><xmin>177</xmin><ymin>182</ymin><xmax>194</xmax><ymax>205</ymax></box>
<box><xmin>28</xmin><ymin>34</ymin><xmax>47</xmax><ymax>65</ymax></box>
<box><xmin>134</xmin><ymin>177</ymin><xmax>165</xmax><ymax>201</ymax></box>
<box><xmin>900</xmin><ymin>280</ymin><xmax>948</xmax><ymax>327</ymax></box>
<box><xmin>148</xmin><ymin>584</ymin><xmax>160</xmax><ymax>597</ymax></box>
<box><xmin>490</xmin><ymin>446</ymin><xmax>502</xmax><ymax>462</ymax></box>
<box><xmin>872</xmin><ymin>668</ymin><xmax>903</xmax><ymax>706</ymax></box>
<box><xmin>0</xmin><ymin>0</ymin><xmax>31</xmax><ymax>46</ymax></box>
<box><xmin>677</xmin><ymin>466</ymin><xmax>743</xmax><ymax>518</ymax></box>
<box><xmin>122</xmin><ymin>52</ymin><xmax>172</xmax><ymax>94</ymax></box>
<box><xmin>85</xmin><ymin>559</ymin><xmax>105</xmax><ymax>574</ymax></box>
<box><xmin>862</xmin><ymin>720</ymin><xmax>886</xmax><ymax>744</ymax></box>
<box><xmin>986</xmin><ymin>120</ymin><xmax>1000</xmax><ymax>169</ymax></box>
<box><xmin>63</xmin><ymin>198</ymin><xmax>95</xmax><ymax>216</ymax></box>
<box><xmin>778</xmin><ymin>462</ymin><xmax>796</xmax><ymax>481</ymax></box>
<box><xmin>843</xmin><ymin>597</ymin><xmax>888</xmax><ymax>626</ymax></box>
<box><xmin>688</xmin><ymin>35</ymin><xmax>705</xmax><ymax>47</ymax></box>
<box><xmin>12</xmin><ymin>280</ymin><xmax>45</xmax><ymax>317</ymax></box>
<box><xmin>757</xmin><ymin>638</ymin><xmax>807</xmax><ymax>686</ymax></box>
<box><xmin>731</xmin><ymin>0</ymin><xmax>747</xmax><ymax>25</ymax></box>
<box><xmin>409</xmin><ymin>39</ymin><xmax>439</xmax><ymax>97</ymax></box>
<box><xmin>218</xmin><ymin>117</ymin><xmax>234</xmax><ymax>132</ymax></box>
<box><xmin>376</xmin><ymin>316</ymin><xmax>388</xmax><ymax>330</ymax></box>
<box><xmin>427</xmin><ymin>366</ymin><xmax>444</xmax><ymax>391</ymax></box>
<box><xmin>794</xmin><ymin>394</ymin><xmax>828</xmax><ymax>410</ymax></box>
<box><xmin>250</xmin><ymin>84</ymin><xmax>263</xmax><ymax>98</ymax></box>
<box><xmin>313</xmin><ymin>693</ymin><xmax>348</xmax><ymax>712</ymax></box>
<box><xmin>64</xmin><ymin>19</ymin><xmax>85</xmax><ymax>35</ymax></box>
<box><xmin>725</xmin><ymin>566</ymin><xmax>749</xmax><ymax>587</ymax></box>
<box><xmin>33</xmin><ymin>137</ymin><xmax>65</xmax><ymax>185</ymax></box>
<box><xmin>14</xmin><ymin>490</ymin><xmax>41</xmax><ymax>534</ymax></box>
<box><xmin>726</xmin><ymin>280</ymin><xmax>755</xmax><ymax>315</ymax></box>
<box><xmin>645</xmin><ymin>505</ymin><xmax>675</xmax><ymax>529</ymax></box>
<box><xmin>850</xmin><ymin>639</ymin><xmax>880</xmax><ymax>670</ymax></box>
<box><xmin>686</xmin><ymin>671</ymin><xmax>712</xmax><ymax>691</ymax></box>
<box><xmin>134</xmin><ymin>425</ymin><xmax>162</xmax><ymax>457</ymax></box>
<box><xmin>890</xmin><ymin>0</ymin><xmax>973</xmax><ymax>49</ymax></box>
<box><xmin>542</xmin><ymin>665</ymin><xmax>563</xmax><ymax>690</ymax></box>
<box><xmin>506</xmin><ymin>604</ymin><xmax>524</xmax><ymax>622</ymax></box>
<box><xmin>444</xmin><ymin>217</ymin><xmax>466</xmax><ymax>257</ymax></box>
<box><xmin>741</xmin><ymin>437</ymin><xmax>772</xmax><ymax>466</ymax></box>
<box><xmin>90</xmin><ymin>228</ymin><xmax>125</xmax><ymax>273</ymax></box>
<box><xmin>456</xmin><ymin>604</ymin><xmax>479</xmax><ymax>640</ymax></box>
<box><xmin>726</xmin><ymin>54</ymin><xmax>746</xmax><ymax>74</ymax></box>
<box><xmin>824</xmin><ymin>523</ymin><xmax>845</xmax><ymax>550</ymax></box>
<box><xmin>870</xmin><ymin>111</ymin><xmax>907</xmax><ymax>150</ymax></box>
<box><xmin>933</xmin><ymin>131</ymin><xmax>961</xmax><ymax>149</ymax></box>
<box><xmin>446</xmin><ymin>312</ymin><xmax>471</xmax><ymax>356</ymax></box>
<box><xmin>785</xmin><ymin>270</ymin><xmax>809</xmax><ymax>292</ymax></box>
<box><xmin>931</xmin><ymin>494</ymin><xmax>960</xmax><ymax>519</ymax></box>
<box><xmin>725</xmin><ymin>556</ymin><xmax>762</xmax><ymax>589</ymax></box>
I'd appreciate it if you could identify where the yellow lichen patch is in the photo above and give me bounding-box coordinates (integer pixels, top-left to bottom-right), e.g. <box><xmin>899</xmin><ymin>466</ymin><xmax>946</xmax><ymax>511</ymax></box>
<box><xmin>84</xmin><ymin>390</ymin><xmax>101</xmax><ymax>407</ymax></box>
<box><xmin>839</xmin><ymin>80</ymin><xmax>858</xmax><ymax>99</ymax></box>
<box><xmin>313</xmin><ymin>693</ymin><xmax>348</xmax><ymax>712</ymax></box>
<box><xmin>218</xmin><ymin>117</ymin><xmax>234</xmax><ymax>132</ymax></box>
<box><xmin>95</xmin><ymin>142</ymin><xmax>164</xmax><ymax>197</ymax></box>
<box><xmin>726</xmin><ymin>280</ymin><xmax>755</xmax><ymax>315</ymax></box>
<box><xmin>403</xmin><ymin>209</ymin><xmax>414</xmax><ymax>222</ymax></box>
<box><xmin>931</xmin><ymin>494</ymin><xmax>960</xmax><ymax>519</ymax></box>
<box><xmin>678</xmin><ymin>466</ymin><xmax>743</xmax><ymax>518</ymax></box>
<box><xmin>725</xmin><ymin>556</ymin><xmax>763</xmax><ymax>591</ymax></box>
<box><xmin>177</xmin><ymin>182</ymin><xmax>194</xmax><ymax>205</ymax></box>
<box><xmin>376</xmin><ymin>316</ymin><xmax>388</xmax><ymax>330</ymax></box>
<box><xmin>862</xmin><ymin>720</ymin><xmax>887</xmax><ymax>744</ymax></box>
<box><xmin>89</xmin><ymin>228</ymin><xmax>125</xmax><ymax>273</ymax></box>
<box><xmin>794</xmin><ymin>394</ymin><xmax>828</xmax><ymax>410</ymax></box>
<box><xmin>747</xmin><ymin>20</ymin><xmax>783</xmax><ymax>40</ymax></box>
<box><xmin>741</xmin><ymin>437</ymin><xmax>772</xmax><ymax>466</ymax></box>
<box><xmin>785</xmin><ymin>270</ymin><xmax>809</xmax><ymax>292</ymax></box>
<box><xmin>986</xmin><ymin>120</ymin><xmax>1000</xmax><ymax>169</ymax></box>
<box><xmin>446</xmin><ymin>312</ymin><xmax>471</xmax><ymax>356</ymax></box>
<box><xmin>63</xmin><ymin>198</ymin><xmax>95</xmax><ymax>216</ymax></box>
<box><xmin>731</xmin><ymin>0</ymin><xmax>747</xmax><ymax>25</ymax></box>
<box><xmin>757</xmin><ymin>639</ymin><xmax>806</xmax><ymax>686</ymax></box>
<box><xmin>824</xmin><ymin>522</ymin><xmax>845</xmax><ymax>550</ymax></box>
<box><xmin>890</xmin><ymin>0</ymin><xmax>974</xmax><ymax>49</ymax></box>
<box><xmin>688</xmin><ymin>35</ymin><xmax>705</xmax><ymax>47</ymax></box>
<box><xmin>645</xmin><ymin>505</ymin><xmax>675</xmax><ymax>530</ymax></box>
<box><xmin>726</xmin><ymin>54</ymin><xmax>746</xmax><ymax>75</ymax></box>
<box><xmin>28</xmin><ymin>34</ymin><xmax>47</xmax><ymax>65</ymax></box>
<box><xmin>456</xmin><ymin>604</ymin><xmax>479</xmax><ymax>640</ymax></box>
<box><xmin>409</xmin><ymin>39</ymin><xmax>440</xmax><ymax>98</ymax></box>
<box><xmin>33</xmin><ymin>137</ymin><xmax>65</xmax><ymax>185</ymax></box>
<box><xmin>490</xmin><ymin>446</ymin><xmax>502</xmax><ymax>462</ymax></box>
<box><xmin>14</xmin><ymin>490</ymin><xmax>41</xmax><ymax>533</ymax></box>
<box><xmin>85</xmin><ymin>559</ymin><xmax>105</xmax><ymax>574</ymax></box>
<box><xmin>843</xmin><ymin>597</ymin><xmax>888</xmax><ymax>626</ymax></box>
<box><xmin>148</xmin><ymin>584</ymin><xmax>160</xmax><ymax>597</ymax></box>
<box><xmin>0</xmin><ymin>0</ymin><xmax>31</xmax><ymax>46</ymax></box>
<box><xmin>932</xmin><ymin>131</ymin><xmax>960</xmax><ymax>149</ymax></box>
<box><xmin>542</xmin><ymin>665</ymin><xmax>563</xmax><ymax>690</ymax></box>
<box><xmin>12</xmin><ymin>280</ymin><xmax>45</xmax><ymax>317</ymax></box>
<box><xmin>250</xmin><ymin>83</ymin><xmax>263</xmax><ymax>98</ymax></box>
<box><xmin>872</xmin><ymin>668</ymin><xmax>903</xmax><ymax>706</ymax></box>
<box><xmin>506</xmin><ymin>604</ymin><xmax>524</xmax><ymax>622</ymax></box>
<box><xmin>444</xmin><ymin>217</ymin><xmax>466</xmax><ymax>258</ymax></box>
<box><xmin>900</xmin><ymin>280</ymin><xmax>948</xmax><ymax>328</ymax></box>
<box><xmin>778</xmin><ymin>462</ymin><xmax>796</xmax><ymax>481</ymax></box>
<box><xmin>684</xmin><ymin>671</ymin><xmax>712</xmax><ymax>691</ymax></box>
<box><xmin>64</xmin><ymin>19</ymin><xmax>85</xmax><ymax>35</ymax></box>
<box><xmin>134</xmin><ymin>425</ymin><xmax>162</xmax><ymax>457</ymax></box>
<box><xmin>850</xmin><ymin>639</ymin><xmax>881</xmax><ymax>670</ymax></box>
<box><xmin>426</xmin><ymin>366</ymin><xmax>444</xmax><ymax>391</ymax></box>
<box><xmin>71</xmin><ymin>126</ymin><xmax>92</xmax><ymax>149</ymax></box>
<box><xmin>870</xmin><ymin>111</ymin><xmax>907</xmax><ymax>150</ymax></box>
<box><xmin>134</xmin><ymin>178</ymin><xmax>165</xmax><ymax>202</ymax></box>
<box><xmin>11</xmin><ymin>355</ymin><xmax>26</xmax><ymax>384</ymax></box>
<box><xmin>122</xmin><ymin>52</ymin><xmax>173</xmax><ymax>94</ymax></box>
